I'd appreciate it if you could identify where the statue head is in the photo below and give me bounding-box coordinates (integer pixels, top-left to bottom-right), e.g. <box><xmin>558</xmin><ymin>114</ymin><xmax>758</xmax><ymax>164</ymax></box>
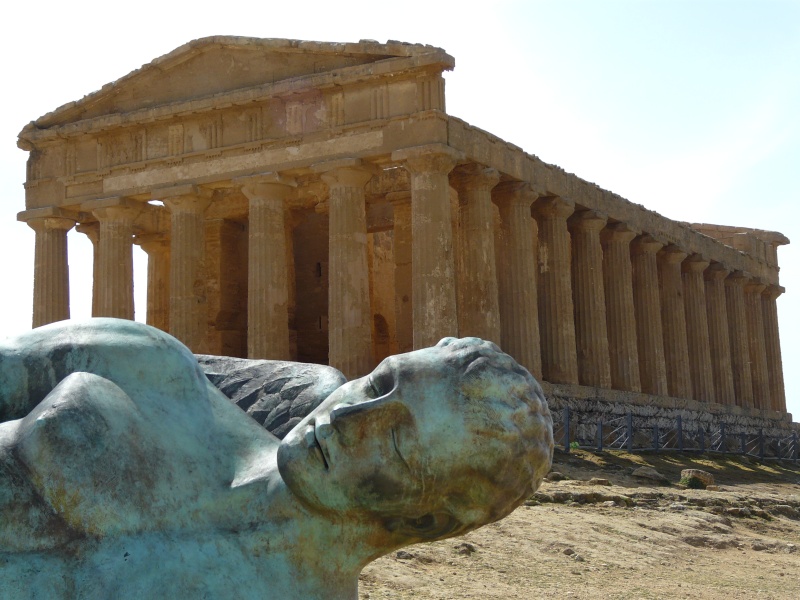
<box><xmin>277</xmin><ymin>338</ymin><xmax>553</xmax><ymax>543</ymax></box>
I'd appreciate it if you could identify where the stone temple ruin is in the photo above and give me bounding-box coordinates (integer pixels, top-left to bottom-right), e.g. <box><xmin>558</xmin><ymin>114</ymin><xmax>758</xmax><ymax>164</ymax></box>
<box><xmin>16</xmin><ymin>37</ymin><xmax>795</xmax><ymax>447</ymax></box>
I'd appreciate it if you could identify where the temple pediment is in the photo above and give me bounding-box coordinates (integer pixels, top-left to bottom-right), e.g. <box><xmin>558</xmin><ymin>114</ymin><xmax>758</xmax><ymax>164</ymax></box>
<box><xmin>26</xmin><ymin>36</ymin><xmax>452</xmax><ymax>131</ymax></box>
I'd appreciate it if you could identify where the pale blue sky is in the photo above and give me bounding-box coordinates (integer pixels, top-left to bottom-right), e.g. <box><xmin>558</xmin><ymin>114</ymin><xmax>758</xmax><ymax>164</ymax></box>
<box><xmin>1</xmin><ymin>0</ymin><xmax>797</xmax><ymax>415</ymax></box>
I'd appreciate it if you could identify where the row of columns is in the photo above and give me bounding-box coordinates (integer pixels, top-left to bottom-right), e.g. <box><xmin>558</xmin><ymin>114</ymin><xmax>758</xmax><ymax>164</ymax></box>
<box><xmin>22</xmin><ymin>148</ymin><xmax>787</xmax><ymax>413</ymax></box>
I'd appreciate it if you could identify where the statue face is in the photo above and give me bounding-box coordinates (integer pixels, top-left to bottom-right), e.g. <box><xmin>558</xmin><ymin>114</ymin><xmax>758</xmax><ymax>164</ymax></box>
<box><xmin>277</xmin><ymin>345</ymin><xmax>473</xmax><ymax>519</ymax></box>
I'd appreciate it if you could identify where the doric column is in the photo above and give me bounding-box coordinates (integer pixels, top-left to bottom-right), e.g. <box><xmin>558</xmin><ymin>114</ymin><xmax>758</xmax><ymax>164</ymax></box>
<box><xmin>392</xmin><ymin>144</ymin><xmax>462</xmax><ymax>348</ymax></box>
<box><xmin>25</xmin><ymin>215</ymin><xmax>74</xmax><ymax>327</ymax></box>
<box><xmin>86</xmin><ymin>199</ymin><xmax>141</xmax><ymax>320</ymax></box>
<box><xmin>631</xmin><ymin>235</ymin><xmax>668</xmax><ymax>395</ymax></box>
<box><xmin>658</xmin><ymin>245</ymin><xmax>692</xmax><ymax>399</ymax></box>
<box><xmin>388</xmin><ymin>191</ymin><xmax>413</xmax><ymax>355</ymax></box>
<box><xmin>135</xmin><ymin>233</ymin><xmax>170</xmax><ymax>332</ymax></box>
<box><xmin>601</xmin><ymin>223</ymin><xmax>641</xmax><ymax>392</ymax></box>
<box><xmin>450</xmin><ymin>164</ymin><xmax>501</xmax><ymax>343</ymax></box>
<box><xmin>239</xmin><ymin>173</ymin><xmax>296</xmax><ymax>361</ymax></box>
<box><xmin>314</xmin><ymin>159</ymin><xmax>377</xmax><ymax>379</ymax></box>
<box><xmin>725</xmin><ymin>271</ymin><xmax>753</xmax><ymax>408</ymax></box>
<box><xmin>532</xmin><ymin>196</ymin><xmax>578</xmax><ymax>385</ymax></box>
<box><xmin>762</xmin><ymin>285</ymin><xmax>786</xmax><ymax>412</ymax></box>
<box><xmin>744</xmin><ymin>279</ymin><xmax>771</xmax><ymax>410</ymax></box>
<box><xmin>75</xmin><ymin>222</ymin><xmax>100</xmax><ymax>317</ymax></box>
<box><xmin>682</xmin><ymin>254</ymin><xmax>715</xmax><ymax>403</ymax></box>
<box><xmin>703</xmin><ymin>263</ymin><xmax>735</xmax><ymax>405</ymax></box>
<box><xmin>158</xmin><ymin>185</ymin><xmax>212</xmax><ymax>353</ymax></box>
<box><xmin>569</xmin><ymin>210</ymin><xmax>611</xmax><ymax>388</ymax></box>
<box><xmin>492</xmin><ymin>183</ymin><xmax>542</xmax><ymax>379</ymax></box>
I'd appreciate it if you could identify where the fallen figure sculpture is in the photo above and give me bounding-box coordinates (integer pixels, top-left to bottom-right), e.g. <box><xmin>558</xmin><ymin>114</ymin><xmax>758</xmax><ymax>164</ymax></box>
<box><xmin>0</xmin><ymin>319</ymin><xmax>553</xmax><ymax>599</ymax></box>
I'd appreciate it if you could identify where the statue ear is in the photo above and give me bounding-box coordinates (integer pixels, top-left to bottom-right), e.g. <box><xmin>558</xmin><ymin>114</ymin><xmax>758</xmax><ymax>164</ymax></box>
<box><xmin>385</xmin><ymin>513</ymin><xmax>460</xmax><ymax>540</ymax></box>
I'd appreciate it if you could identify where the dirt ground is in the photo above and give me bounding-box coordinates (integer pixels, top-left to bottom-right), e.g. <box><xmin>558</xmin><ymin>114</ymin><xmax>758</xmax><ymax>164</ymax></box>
<box><xmin>359</xmin><ymin>450</ymin><xmax>800</xmax><ymax>599</ymax></box>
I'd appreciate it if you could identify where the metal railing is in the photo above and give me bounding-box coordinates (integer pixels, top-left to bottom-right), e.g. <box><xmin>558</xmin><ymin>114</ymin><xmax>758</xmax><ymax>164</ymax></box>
<box><xmin>554</xmin><ymin>407</ymin><xmax>799</xmax><ymax>461</ymax></box>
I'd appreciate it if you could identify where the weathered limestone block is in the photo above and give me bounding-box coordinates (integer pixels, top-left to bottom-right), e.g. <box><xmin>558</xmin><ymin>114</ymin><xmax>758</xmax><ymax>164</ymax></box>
<box><xmin>600</xmin><ymin>223</ymin><xmax>640</xmax><ymax>392</ymax></box>
<box><xmin>316</xmin><ymin>159</ymin><xmax>377</xmax><ymax>379</ymax></box>
<box><xmin>631</xmin><ymin>235</ymin><xmax>668</xmax><ymax>396</ymax></box>
<box><xmin>450</xmin><ymin>164</ymin><xmax>501</xmax><ymax>343</ymax></box>
<box><xmin>392</xmin><ymin>144</ymin><xmax>462</xmax><ymax>349</ymax></box>
<box><xmin>388</xmin><ymin>192</ymin><xmax>413</xmax><ymax>354</ymax></box>
<box><xmin>703</xmin><ymin>263</ymin><xmax>735</xmax><ymax>406</ymax></box>
<box><xmin>658</xmin><ymin>245</ymin><xmax>691</xmax><ymax>399</ymax></box>
<box><xmin>240</xmin><ymin>173</ymin><xmax>296</xmax><ymax>361</ymax></box>
<box><xmin>492</xmin><ymin>182</ymin><xmax>542</xmax><ymax>379</ymax></box>
<box><xmin>135</xmin><ymin>233</ymin><xmax>171</xmax><ymax>332</ymax></box>
<box><xmin>762</xmin><ymin>285</ymin><xmax>786</xmax><ymax>413</ymax></box>
<box><xmin>682</xmin><ymin>254</ymin><xmax>715</xmax><ymax>403</ymax></box>
<box><xmin>744</xmin><ymin>280</ymin><xmax>771</xmax><ymax>410</ymax></box>
<box><xmin>160</xmin><ymin>186</ymin><xmax>212</xmax><ymax>353</ymax></box>
<box><xmin>725</xmin><ymin>271</ymin><xmax>754</xmax><ymax>408</ymax></box>
<box><xmin>533</xmin><ymin>196</ymin><xmax>578</xmax><ymax>385</ymax></box>
<box><xmin>26</xmin><ymin>216</ymin><xmax>74</xmax><ymax>328</ymax></box>
<box><xmin>88</xmin><ymin>200</ymin><xmax>142</xmax><ymax>320</ymax></box>
<box><xmin>569</xmin><ymin>210</ymin><xmax>611</xmax><ymax>388</ymax></box>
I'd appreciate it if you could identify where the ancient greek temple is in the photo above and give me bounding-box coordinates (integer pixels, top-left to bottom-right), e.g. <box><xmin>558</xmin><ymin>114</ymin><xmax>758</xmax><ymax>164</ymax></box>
<box><xmin>17</xmin><ymin>37</ymin><xmax>789</xmax><ymax>419</ymax></box>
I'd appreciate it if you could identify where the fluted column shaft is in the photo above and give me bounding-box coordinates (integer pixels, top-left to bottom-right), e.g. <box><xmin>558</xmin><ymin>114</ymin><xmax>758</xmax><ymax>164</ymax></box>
<box><xmin>27</xmin><ymin>217</ymin><xmax>74</xmax><ymax>327</ymax></box>
<box><xmin>744</xmin><ymin>280</ymin><xmax>771</xmax><ymax>410</ymax></box>
<box><xmin>533</xmin><ymin>196</ymin><xmax>578</xmax><ymax>384</ymax></box>
<box><xmin>569</xmin><ymin>211</ymin><xmax>611</xmax><ymax>388</ymax></box>
<box><xmin>658</xmin><ymin>245</ymin><xmax>692</xmax><ymax>399</ymax></box>
<box><xmin>163</xmin><ymin>192</ymin><xmax>211</xmax><ymax>353</ymax></box>
<box><xmin>388</xmin><ymin>192</ymin><xmax>413</xmax><ymax>354</ymax></box>
<box><xmin>92</xmin><ymin>205</ymin><xmax>138</xmax><ymax>320</ymax></box>
<box><xmin>682</xmin><ymin>255</ymin><xmax>715</xmax><ymax>403</ymax></box>
<box><xmin>75</xmin><ymin>222</ymin><xmax>100</xmax><ymax>317</ymax></box>
<box><xmin>393</xmin><ymin>145</ymin><xmax>460</xmax><ymax>348</ymax></box>
<box><xmin>631</xmin><ymin>236</ymin><xmax>668</xmax><ymax>395</ymax></box>
<box><xmin>319</xmin><ymin>163</ymin><xmax>374</xmax><ymax>379</ymax></box>
<box><xmin>762</xmin><ymin>285</ymin><xmax>786</xmax><ymax>412</ymax></box>
<box><xmin>241</xmin><ymin>175</ymin><xmax>295</xmax><ymax>361</ymax></box>
<box><xmin>493</xmin><ymin>184</ymin><xmax>542</xmax><ymax>379</ymax></box>
<box><xmin>725</xmin><ymin>272</ymin><xmax>753</xmax><ymax>408</ymax></box>
<box><xmin>601</xmin><ymin>224</ymin><xmax>641</xmax><ymax>392</ymax></box>
<box><xmin>450</xmin><ymin>164</ymin><xmax>501</xmax><ymax>343</ymax></box>
<box><xmin>136</xmin><ymin>234</ymin><xmax>170</xmax><ymax>332</ymax></box>
<box><xmin>704</xmin><ymin>264</ymin><xmax>735</xmax><ymax>405</ymax></box>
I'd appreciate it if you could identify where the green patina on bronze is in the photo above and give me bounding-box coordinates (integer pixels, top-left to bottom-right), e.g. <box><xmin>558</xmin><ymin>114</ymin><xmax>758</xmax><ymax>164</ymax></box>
<box><xmin>0</xmin><ymin>319</ymin><xmax>553</xmax><ymax>599</ymax></box>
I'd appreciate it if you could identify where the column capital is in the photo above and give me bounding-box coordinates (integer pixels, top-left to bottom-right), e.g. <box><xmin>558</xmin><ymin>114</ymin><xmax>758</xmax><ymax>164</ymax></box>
<box><xmin>75</xmin><ymin>221</ymin><xmax>100</xmax><ymax>242</ymax></box>
<box><xmin>762</xmin><ymin>284</ymin><xmax>785</xmax><ymax>301</ymax></box>
<box><xmin>631</xmin><ymin>233</ymin><xmax>665</xmax><ymax>256</ymax></box>
<box><xmin>725</xmin><ymin>271</ymin><xmax>751</xmax><ymax>290</ymax></box>
<box><xmin>744</xmin><ymin>279</ymin><xmax>767</xmax><ymax>295</ymax></box>
<box><xmin>532</xmin><ymin>195</ymin><xmax>575</xmax><ymax>220</ymax></box>
<box><xmin>391</xmin><ymin>144</ymin><xmax>464</xmax><ymax>175</ymax></box>
<box><xmin>600</xmin><ymin>221</ymin><xmax>637</xmax><ymax>243</ymax></box>
<box><xmin>134</xmin><ymin>232</ymin><xmax>170</xmax><ymax>253</ymax></box>
<box><xmin>236</xmin><ymin>172</ymin><xmax>297</xmax><ymax>201</ymax></box>
<box><xmin>313</xmin><ymin>158</ymin><xmax>380</xmax><ymax>188</ymax></box>
<box><xmin>449</xmin><ymin>163</ymin><xmax>500</xmax><ymax>196</ymax></box>
<box><xmin>569</xmin><ymin>209</ymin><xmax>607</xmax><ymax>232</ymax></box>
<box><xmin>682</xmin><ymin>253</ymin><xmax>710</xmax><ymax>274</ymax></box>
<box><xmin>152</xmin><ymin>184</ymin><xmax>213</xmax><ymax>208</ymax></box>
<box><xmin>25</xmin><ymin>216</ymin><xmax>75</xmax><ymax>233</ymax></box>
<box><xmin>492</xmin><ymin>181</ymin><xmax>540</xmax><ymax>209</ymax></box>
<box><xmin>657</xmin><ymin>244</ymin><xmax>689</xmax><ymax>265</ymax></box>
<box><xmin>703</xmin><ymin>262</ymin><xmax>730</xmax><ymax>281</ymax></box>
<box><xmin>18</xmin><ymin>206</ymin><xmax>79</xmax><ymax>225</ymax></box>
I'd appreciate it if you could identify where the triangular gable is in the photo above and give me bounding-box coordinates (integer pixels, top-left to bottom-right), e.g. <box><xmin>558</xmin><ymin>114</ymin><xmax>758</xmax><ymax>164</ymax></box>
<box><xmin>31</xmin><ymin>36</ymin><xmax>449</xmax><ymax>129</ymax></box>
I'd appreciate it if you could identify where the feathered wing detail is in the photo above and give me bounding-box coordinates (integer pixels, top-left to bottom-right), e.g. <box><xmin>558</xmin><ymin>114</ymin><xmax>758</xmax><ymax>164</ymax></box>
<box><xmin>196</xmin><ymin>355</ymin><xmax>346</xmax><ymax>439</ymax></box>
